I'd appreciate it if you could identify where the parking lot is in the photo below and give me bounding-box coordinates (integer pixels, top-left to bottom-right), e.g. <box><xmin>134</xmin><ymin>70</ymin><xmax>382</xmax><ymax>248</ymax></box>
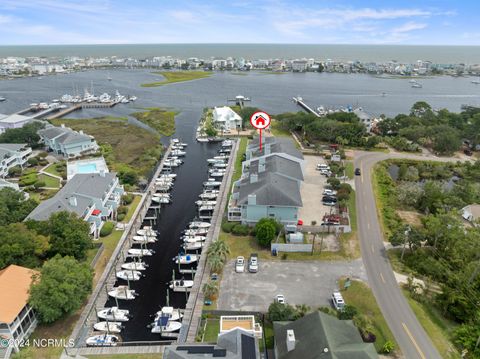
<box><xmin>217</xmin><ymin>259</ymin><xmax>367</xmax><ymax>311</ymax></box>
<box><xmin>298</xmin><ymin>155</ymin><xmax>334</xmax><ymax>225</ymax></box>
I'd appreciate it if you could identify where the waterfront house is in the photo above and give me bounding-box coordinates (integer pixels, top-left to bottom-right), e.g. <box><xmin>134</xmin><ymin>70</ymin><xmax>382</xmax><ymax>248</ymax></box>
<box><xmin>0</xmin><ymin>114</ymin><xmax>33</xmax><ymax>134</ymax></box>
<box><xmin>219</xmin><ymin>315</ymin><xmax>262</xmax><ymax>338</ymax></box>
<box><xmin>38</xmin><ymin>124</ymin><xmax>99</xmax><ymax>158</ymax></box>
<box><xmin>0</xmin><ymin>143</ymin><xmax>32</xmax><ymax>178</ymax></box>
<box><xmin>212</xmin><ymin>106</ymin><xmax>242</xmax><ymax>133</ymax></box>
<box><xmin>26</xmin><ymin>172</ymin><xmax>123</xmax><ymax>238</ymax></box>
<box><xmin>245</xmin><ymin>137</ymin><xmax>304</xmax><ymax>170</ymax></box>
<box><xmin>274</xmin><ymin>311</ymin><xmax>378</xmax><ymax>359</ymax></box>
<box><xmin>0</xmin><ymin>265</ymin><xmax>39</xmax><ymax>359</ymax></box>
<box><xmin>163</xmin><ymin>328</ymin><xmax>260</xmax><ymax>359</ymax></box>
<box><xmin>461</xmin><ymin>204</ymin><xmax>480</xmax><ymax>226</ymax></box>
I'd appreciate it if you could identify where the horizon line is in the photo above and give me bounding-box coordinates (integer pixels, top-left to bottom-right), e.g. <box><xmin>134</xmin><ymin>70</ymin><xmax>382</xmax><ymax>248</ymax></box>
<box><xmin>0</xmin><ymin>43</ymin><xmax>479</xmax><ymax>47</ymax></box>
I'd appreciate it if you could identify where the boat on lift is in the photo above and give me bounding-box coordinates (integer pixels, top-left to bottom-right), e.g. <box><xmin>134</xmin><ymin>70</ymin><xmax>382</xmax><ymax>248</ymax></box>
<box><xmin>199</xmin><ymin>192</ymin><xmax>218</xmax><ymax>200</ymax></box>
<box><xmin>171</xmin><ymin>149</ymin><xmax>186</xmax><ymax>157</ymax></box>
<box><xmin>159</xmin><ymin>173</ymin><xmax>177</xmax><ymax>179</ymax></box>
<box><xmin>222</xmin><ymin>140</ymin><xmax>233</xmax><ymax>147</ymax></box>
<box><xmin>132</xmin><ymin>235</ymin><xmax>157</xmax><ymax>244</ymax></box>
<box><xmin>108</xmin><ymin>286</ymin><xmax>137</xmax><ymax>300</ymax></box>
<box><xmin>137</xmin><ymin>228</ymin><xmax>158</xmax><ymax>236</ymax></box>
<box><xmin>174</xmin><ymin>254</ymin><xmax>198</xmax><ymax>265</ymax></box>
<box><xmin>93</xmin><ymin>321</ymin><xmax>123</xmax><ymax>333</ymax></box>
<box><xmin>97</xmin><ymin>307</ymin><xmax>130</xmax><ymax>322</ymax></box>
<box><xmin>86</xmin><ymin>334</ymin><xmax>118</xmax><ymax>347</ymax></box>
<box><xmin>195</xmin><ymin>200</ymin><xmax>217</xmax><ymax>207</ymax></box>
<box><xmin>150</xmin><ymin>316</ymin><xmax>182</xmax><ymax>334</ymax></box>
<box><xmin>182</xmin><ymin>236</ymin><xmax>206</xmax><ymax>243</ymax></box>
<box><xmin>169</xmin><ymin>279</ymin><xmax>194</xmax><ymax>292</ymax></box>
<box><xmin>203</xmin><ymin>180</ymin><xmax>222</xmax><ymax>188</ymax></box>
<box><xmin>116</xmin><ymin>270</ymin><xmax>143</xmax><ymax>281</ymax></box>
<box><xmin>183</xmin><ymin>241</ymin><xmax>204</xmax><ymax>251</ymax></box>
<box><xmin>153</xmin><ymin>306</ymin><xmax>183</xmax><ymax>321</ymax></box>
<box><xmin>183</xmin><ymin>228</ymin><xmax>208</xmax><ymax>236</ymax></box>
<box><xmin>152</xmin><ymin>196</ymin><xmax>171</xmax><ymax>204</ymax></box>
<box><xmin>127</xmin><ymin>248</ymin><xmax>154</xmax><ymax>257</ymax></box>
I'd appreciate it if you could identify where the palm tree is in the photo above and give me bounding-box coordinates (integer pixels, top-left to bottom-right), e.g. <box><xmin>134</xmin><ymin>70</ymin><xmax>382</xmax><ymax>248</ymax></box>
<box><xmin>207</xmin><ymin>253</ymin><xmax>225</xmax><ymax>273</ymax></box>
<box><xmin>203</xmin><ymin>280</ymin><xmax>219</xmax><ymax>300</ymax></box>
<box><xmin>208</xmin><ymin>240</ymin><xmax>230</xmax><ymax>261</ymax></box>
<box><xmin>353</xmin><ymin>314</ymin><xmax>374</xmax><ymax>336</ymax></box>
<box><xmin>294</xmin><ymin>304</ymin><xmax>311</xmax><ymax>318</ymax></box>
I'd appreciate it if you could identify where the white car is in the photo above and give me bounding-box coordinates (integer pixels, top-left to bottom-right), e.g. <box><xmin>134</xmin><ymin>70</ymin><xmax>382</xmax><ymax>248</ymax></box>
<box><xmin>323</xmin><ymin>189</ymin><xmax>337</xmax><ymax>196</ymax></box>
<box><xmin>235</xmin><ymin>256</ymin><xmax>245</xmax><ymax>273</ymax></box>
<box><xmin>275</xmin><ymin>294</ymin><xmax>286</xmax><ymax>304</ymax></box>
<box><xmin>331</xmin><ymin>291</ymin><xmax>345</xmax><ymax>311</ymax></box>
<box><xmin>316</xmin><ymin>164</ymin><xmax>330</xmax><ymax>171</ymax></box>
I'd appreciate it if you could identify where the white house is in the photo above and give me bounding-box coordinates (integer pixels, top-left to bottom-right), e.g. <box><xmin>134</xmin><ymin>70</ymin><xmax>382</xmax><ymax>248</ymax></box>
<box><xmin>0</xmin><ymin>265</ymin><xmax>39</xmax><ymax>359</ymax></box>
<box><xmin>0</xmin><ymin>114</ymin><xmax>33</xmax><ymax>134</ymax></box>
<box><xmin>212</xmin><ymin>106</ymin><xmax>242</xmax><ymax>132</ymax></box>
<box><xmin>0</xmin><ymin>143</ymin><xmax>32</xmax><ymax>178</ymax></box>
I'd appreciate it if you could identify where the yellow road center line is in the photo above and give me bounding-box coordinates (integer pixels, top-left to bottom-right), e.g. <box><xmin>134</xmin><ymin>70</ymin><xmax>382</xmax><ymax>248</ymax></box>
<box><xmin>371</xmin><ymin>245</ymin><xmax>374</xmax><ymax>253</ymax></box>
<box><xmin>402</xmin><ymin>322</ymin><xmax>427</xmax><ymax>359</ymax></box>
<box><xmin>367</xmin><ymin>222</ymin><xmax>370</xmax><ymax>230</ymax></box>
<box><xmin>380</xmin><ymin>272</ymin><xmax>386</xmax><ymax>283</ymax></box>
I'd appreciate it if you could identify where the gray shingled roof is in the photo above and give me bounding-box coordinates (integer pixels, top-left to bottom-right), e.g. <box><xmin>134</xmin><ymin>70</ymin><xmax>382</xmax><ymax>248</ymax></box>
<box><xmin>0</xmin><ymin>143</ymin><xmax>28</xmax><ymax>160</ymax></box>
<box><xmin>38</xmin><ymin>126</ymin><xmax>68</xmax><ymax>140</ymax></box>
<box><xmin>248</xmin><ymin>155</ymin><xmax>303</xmax><ymax>182</ymax></box>
<box><xmin>274</xmin><ymin>312</ymin><xmax>378</xmax><ymax>359</ymax></box>
<box><xmin>26</xmin><ymin>173</ymin><xmax>116</xmax><ymax>221</ymax></box>
<box><xmin>237</xmin><ymin>172</ymin><xmax>302</xmax><ymax>207</ymax></box>
<box><xmin>56</xmin><ymin>131</ymin><xmax>92</xmax><ymax>145</ymax></box>
<box><xmin>250</xmin><ymin>137</ymin><xmax>303</xmax><ymax>160</ymax></box>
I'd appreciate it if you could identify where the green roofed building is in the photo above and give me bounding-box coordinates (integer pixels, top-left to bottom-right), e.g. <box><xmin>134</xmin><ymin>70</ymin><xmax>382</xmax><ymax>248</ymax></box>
<box><xmin>273</xmin><ymin>311</ymin><xmax>378</xmax><ymax>359</ymax></box>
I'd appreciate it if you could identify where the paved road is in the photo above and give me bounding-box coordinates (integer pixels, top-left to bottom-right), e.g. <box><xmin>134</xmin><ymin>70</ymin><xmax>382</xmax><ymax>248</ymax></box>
<box><xmin>354</xmin><ymin>150</ymin><xmax>471</xmax><ymax>359</ymax></box>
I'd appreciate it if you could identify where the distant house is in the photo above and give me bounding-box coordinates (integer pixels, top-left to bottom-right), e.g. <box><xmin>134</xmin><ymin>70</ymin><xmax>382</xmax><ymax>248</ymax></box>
<box><xmin>163</xmin><ymin>328</ymin><xmax>260</xmax><ymax>359</ymax></box>
<box><xmin>0</xmin><ymin>143</ymin><xmax>32</xmax><ymax>178</ymax></box>
<box><xmin>461</xmin><ymin>204</ymin><xmax>480</xmax><ymax>226</ymax></box>
<box><xmin>26</xmin><ymin>172</ymin><xmax>123</xmax><ymax>238</ymax></box>
<box><xmin>0</xmin><ymin>265</ymin><xmax>39</xmax><ymax>359</ymax></box>
<box><xmin>274</xmin><ymin>311</ymin><xmax>378</xmax><ymax>359</ymax></box>
<box><xmin>38</xmin><ymin>124</ymin><xmax>98</xmax><ymax>158</ymax></box>
<box><xmin>212</xmin><ymin>107</ymin><xmax>242</xmax><ymax>132</ymax></box>
<box><xmin>228</xmin><ymin>137</ymin><xmax>304</xmax><ymax>224</ymax></box>
<box><xmin>0</xmin><ymin>114</ymin><xmax>33</xmax><ymax>134</ymax></box>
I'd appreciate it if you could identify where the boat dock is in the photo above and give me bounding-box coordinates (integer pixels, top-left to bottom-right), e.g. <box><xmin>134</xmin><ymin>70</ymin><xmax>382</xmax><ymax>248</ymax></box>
<box><xmin>292</xmin><ymin>96</ymin><xmax>321</xmax><ymax>117</ymax></box>
<box><xmin>66</xmin><ymin>143</ymin><xmax>174</xmax><ymax>357</ymax></box>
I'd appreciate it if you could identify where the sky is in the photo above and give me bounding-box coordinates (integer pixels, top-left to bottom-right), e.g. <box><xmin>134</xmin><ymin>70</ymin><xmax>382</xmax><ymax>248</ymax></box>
<box><xmin>0</xmin><ymin>0</ymin><xmax>479</xmax><ymax>45</ymax></box>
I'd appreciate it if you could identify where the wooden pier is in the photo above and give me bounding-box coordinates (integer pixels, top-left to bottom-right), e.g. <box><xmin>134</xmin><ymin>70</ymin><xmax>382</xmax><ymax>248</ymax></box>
<box><xmin>292</xmin><ymin>96</ymin><xmax>321</xmax><ymax>117</ymax></box>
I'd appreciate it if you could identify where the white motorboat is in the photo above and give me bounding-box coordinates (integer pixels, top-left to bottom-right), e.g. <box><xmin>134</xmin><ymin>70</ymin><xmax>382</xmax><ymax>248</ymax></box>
<box><xmin>213</xmin><ymin>162</ymin><xmax>227</xmax><ymax>169</ymax></box>
<box><xmin>189</xmin><ymin>221</ymin><xmax>211</xmax><ymax>229</ymax></box>
<box><xmin>183</xmin><ymin>236</ymin><xmax>206</xmax><ymax>243</ymax></box>
<box><xmin>151</xmin><ymin>317</ymin><xmax>182</xmax><ymax>334</ymax></box>
<box><xmin>0</xmin><ymin>97</ymin><xmax>6</xmax><ymax>102</ymax></box>
<box><xmin>94</xmin><ymin>321</ymin><xmax>123</xmax><ymax>333</ymax></box>
<box><xmin>129</xmin><ymin>95</ymin><xmax>137</xmax><ymax>101</ymax></box>
<box><xmin>171</xmin><ymin>150</ymin><xmax>186</xmax><ymax>157</ymax></box>
<box><xmin>153</xmin><ymin>192</ymin><xmax>171</xmax><ymax>198</ymax></box>
<box><xmin>197</xmin><ymin>137</ymin><xmax>209</xmax><ymax>143</ymax></box>
<box><xmin>169</xmin><ymin>279</ymin><xmax>194</xmax><ymax>292</ymax></box>
<box><xmin>199</xmin><ymin>192</ymin><xmax>218</xmax><ymax>200</ymax></box>
<box><xmin>164</xmin><ymin>160</ymin><xmax>181</xmax><ymax>167</ymax></box>
<box><xmin>195</xmin><ymin>200</ymin><xmax>217</xmax><ymax>206</ymax></box>
<box><xmin>86</xmin><ymin>334</ymin><xmax>118</xmax><ymax>347</ymax></box>
<box><xmin>132</xmin><ymin>235</ymin><xmax>157</xmax><ymax>244</ymax></box>
<box><xmin>203</xmin><ymin>180</ymin><xmax>221</xmax><ymax>188</ymax></box>
<box><xmin>97</xmin><ymin>307</ymin><xmax>130</xmax><ymax>322</ymax></box>
<box><xmin>171</xmin><ymin>138</ymin><xmax>179</xmax><ymax>144</ymax></box>
<box><xmin>159</xmin><ymin>173</ymin><xmax>177</xmax><ymax>179</ymax></box>
<box><xmin>121</xmin><ymin>261</ymin><xmax>148</xmax><ymax>271</ymax></box>
<box><xmin>203</xmin><ymin>189</ymin><xmax>219</xmax><ymax>195</ymax></box>
<box><xmin>209</xmin><ymin>171</ymin><xmax>225</xmax><ymax>178</ymax></box>
<box><xmin>156</xmin><ymin>178</ymin><xmax>173</xmax><ymax>185</ymax></box>
<box><xmin>127</xmin><ymin>248</ymin><xmax>154</xmax><ymax>257</ymax></box>
<box><xmin>137</xmin><ymin>229</ymin><xmax>157</xmax><ymax>236</ymax></box>
<box><xmin>116</xmin><ymin>270</ymin><xmax>143</xmax><ymax>281</ymax></box>
<box><xmin>207</xmin><ymin>158</ymin><xmax>225</xmax><ymax>164</ymax></box>
<box><xmin>222</xmin><ymin>140</ymin><xmax>233</xmax><ymax>147</ymax></box>
<box><xmin>412</xmin><ymin>82</ymin><xmax>423</xmax><ymax>88</ymax></box>
<box><xmin>199</xmin><ymin>205</ymin><xmax>215</xmax><ymax>212</ymax></box>
<box><xmin>183</xmin><ymin>241</ymin><xmax>204</xmax><ymax>251</ymax></box>
<box><xmin>174</xmin><ymin>254</ymin><xmax>198</xmax><ymax>265</ymax></box>
<box><xmin>108</xmin><ymin>286</ymin><xmax>137</xmax><ymax>300</ymax></box>
<box><xmin>213</xmin><ymin>155</ymin><xmax>229</xmax><ymax>160</ymax></box>
<box><xmin>154</xmin><ymin>306</ymin><xmax>183</xmax><ymax>321</ymax></box>
<box><xmin>183</xmin><ymin>228</ymin><xmax>208</xmax><ymax>236</ymax></box>
<box><xmin>152</xmin><ymin>196</ymin><xmax>171</xmax><ymax>204</ymax></box>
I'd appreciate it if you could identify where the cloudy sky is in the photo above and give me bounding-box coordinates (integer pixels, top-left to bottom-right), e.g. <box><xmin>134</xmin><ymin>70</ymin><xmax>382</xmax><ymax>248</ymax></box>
<box><xmin>0</xmin><ymin>0</ymin><xmax>478</xmax><ymax>45</ymax></box>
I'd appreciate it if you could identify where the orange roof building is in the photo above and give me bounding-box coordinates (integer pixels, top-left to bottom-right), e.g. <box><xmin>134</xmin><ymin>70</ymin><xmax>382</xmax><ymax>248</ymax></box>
<box><xmin>0</xmin><ymin>264</ymin><xmax>39</xmax><ymax>357</ymax></box>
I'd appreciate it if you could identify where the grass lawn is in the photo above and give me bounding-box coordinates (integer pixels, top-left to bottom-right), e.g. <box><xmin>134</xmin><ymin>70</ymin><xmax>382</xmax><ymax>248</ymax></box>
<box><xmin>402</xmin><ymin>289</ymin><xmax>460</xmax><ymax>359</ymax></box>
<box><xmin>87</xmin><ymin>355</ymin><xmax>162</xmax><ymax>359</ymax></box>
<box><xmin>38</xmin><ymin>174</ymin><xmax>60</xmax><ymax>188</ymax></box>
<box><xmin>270</xmin><ymin>120</ymin><xmax>291</xmax><ymax>137</ymax></box>
<box><xmin>28</xmin><ymin>189</ymin><xmax>58</xmax><ymax>203</ymax></box>
<box><xmin>142</xmin><ymin>71</ymin><xmax>212</xmax><ymax>87</ymax></box>
<box><xmin>43</xmin><ymin>162</ymin><xmax>64</xmax><ymax>177</ymax></box>
<box><xmin>131</xmin><ymin>107</ymin><xmax>177</xmax><ymax>136</ymax></box>
<box><xmin>263</xmin><ymin>321</ymin><xmax>275</xmax><ymax>349</ymax></box>
<box><xmin>122</xmin><ymin>195</ymin><xmax>142</xmax><ymax>223</ymax></box>
<box><xmin>220</xmin><ymin>232</ymin><xmax>271</xmax><ymax>261</ymax></box>
<box><xmin>93</xmin><ymin>230</ymin><xmax>124</xmax><ymax>284</ymax></box>
<box><xmin>51</xmin><ymin>117</ymin><xmax>162</xmax><ymax>178</ymax></box>
<box><xmin>203</xmin><ymin>318</ymin><xmax>220</xmax><ymax>342</ymax></box>
<box><xmin>339</xmin><ymin>279</ymin><xmax>396</xmax><ymax>353</ymax></box>
<box><xmin>345</xmin><ymin>161</ymin><xmax>354</xmax><ymax>179</ymax></box>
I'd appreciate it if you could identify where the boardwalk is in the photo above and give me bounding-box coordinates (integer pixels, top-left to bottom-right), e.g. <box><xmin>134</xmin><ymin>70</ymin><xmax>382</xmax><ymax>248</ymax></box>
<box><xmin>292</xmin><ymin>96</ymin><xmax>321</xmax><ymax>117</ymax></box>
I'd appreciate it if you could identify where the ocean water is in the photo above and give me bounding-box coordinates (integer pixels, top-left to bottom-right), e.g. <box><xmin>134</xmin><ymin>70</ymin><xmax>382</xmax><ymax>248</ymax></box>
<box><xmin>0</xmin><ymin>44</ymin><xmax>479</xmax><ymax>63</ymax></box>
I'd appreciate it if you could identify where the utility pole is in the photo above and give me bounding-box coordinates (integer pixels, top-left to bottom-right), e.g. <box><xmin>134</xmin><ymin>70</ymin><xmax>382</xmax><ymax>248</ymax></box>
<box><xmin>401</xmin><ymin>226</ymin><xmax>411</xmax><ymax>261</ymax></box>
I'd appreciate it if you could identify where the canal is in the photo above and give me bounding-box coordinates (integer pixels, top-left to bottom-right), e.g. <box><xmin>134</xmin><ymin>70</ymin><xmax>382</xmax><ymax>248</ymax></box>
<box><xmin>104</xmin><ymin>108</ymin><xmax>221</xmax><ymax>342</ymax></box>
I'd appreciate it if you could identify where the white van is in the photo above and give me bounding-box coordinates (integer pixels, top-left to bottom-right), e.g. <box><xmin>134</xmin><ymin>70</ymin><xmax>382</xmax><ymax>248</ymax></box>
<box><xmin>331</xmin><ymin>291</ymin><xmax>345</xmax><ymax>311</ymax></box>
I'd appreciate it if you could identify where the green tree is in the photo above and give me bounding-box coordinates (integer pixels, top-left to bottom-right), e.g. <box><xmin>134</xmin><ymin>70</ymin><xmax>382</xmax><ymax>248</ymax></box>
<box><xmin>432</xmin><ymin>129</ymin><xmax>462</xmax><ymax>155</ymax></box>
<box><xmin>207</xmin><ymin>240</ymin><xmax>230</xmax><ymax>261</ymax></box>
<box><xmin>0</xmin><ymin>223</ymin><xmax>49</xmax><ymax>268</ymax></box>
<box><xmin>207</xmin><ymin>253</ymin><xmax>225</xmax><ymax>273</ymax></box>
<box><xmin>255</xmin><ymin>218</ymin><xmax>277</xmax><ymax>247</ymax></box>
<box><xmin>29</xmin><ymin>255</ymin><xmax>93</xmax><ymax>323</ymax></box>
<box><xmin>0</xmin><ymin>122</ymin><xmax>44</xmax><ymax>148</ymax></box>
<box><xmin>202</xmin><ymin>280</ymin><xmax>219</xmax><ymax>300</ymax></box>
<box><xmin>337</xmin><ymin>304</ymin><xmax>358</xmax><ymax>320</ymax></box>
<box><xmin>0</xmin><ymin>188</ymin><xmax>38</xmax><ymax>226</ymax></box>
<box><xmin>268</xmin><ymin>302</ymin><xmax>297</xmax><ymax>321</ymax></box>
<box><xmin>453</xmin><ymin>322</ymin><xmax>480</xmax><ymax>358</ymax></box>
<box><xmin>28</xmin><ymin>211</ymin><xmax>91</xmax><ymax>260</ymax></box>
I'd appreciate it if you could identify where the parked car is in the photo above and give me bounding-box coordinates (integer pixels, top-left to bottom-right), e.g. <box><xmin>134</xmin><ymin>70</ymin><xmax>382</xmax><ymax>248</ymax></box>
<box><xmin>355</xmin><ymin>168</ymin><xmax>361</xmax><ymax>176</ymax></box>
<box><xmin>323</xmin><ymin>189</ymin><xmax>337</xmax><ymax>196</ymax></box>
<box><xmin>316</xmin><ymin>163</ymin><xmax>330</xmax><ymax>171</ymax></box>
<box><xmin>322</xmin><ymin>195</ymin><xmax>337</xmax><ymax>202</ymax></box>
<box><xmin>235</xmin><ymin>256</ymin><xmax>245</xmax><ymax>273</ymax></box>
<box><xmin>248</xmin><ymin>254</ymin><xmax>258</xmax><ymax>273</ymax></box>
<box><xmin>275</xmin><ymin>294</ymin><xmax>286</xmax><ymax>304</ymax></box>
<box><xmin>331</xmin><ymin>291</ymin><xmax>345</xmax><ymax>311</ymax></box>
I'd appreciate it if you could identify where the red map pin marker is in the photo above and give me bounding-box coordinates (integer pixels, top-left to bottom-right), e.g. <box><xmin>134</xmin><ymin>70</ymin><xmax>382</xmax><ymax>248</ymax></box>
<box><xmin>250</xmin><ymin>111</ymin><xmax>271</xmax><ymax>151</ymax></box>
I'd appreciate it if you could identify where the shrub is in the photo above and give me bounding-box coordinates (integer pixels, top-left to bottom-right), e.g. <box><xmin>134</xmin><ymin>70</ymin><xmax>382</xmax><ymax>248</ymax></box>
<box><xmin>337</xmin><ymin>304</ymin><xmax>358</xmax><ymax>320</ymax></box>
<box><xmin>117</xmin><ymin>205</ymin><xmax>128</xmax><ymax>215</ymax></box>
<box><xmin>37</xmin><ymin>151</ymin><xmax>49</xmax><ymax>159</ymax></box>
<box><xmin>381</xmin><ymin>340</ymin><xmax>395</xmax><ymax>354</ymax></box>
<box><xmin>33</xmin><ymin>180</ymin><xmax>46</xmax><ymax>189</ymax></box>
<box><xmin>255</xmin><ymin>218</ymin><xmax>277</xmax><ymax>247</ymax></box>
<box><xmin>318</xmin><ymin>306</ymin><xmax>337</xmax><ymax>317</ymax></box>
<box><xmin>27</xmin><ymin>157</ymin><xmax>39</xmax><ymax>166</ymax></box>
<box><xmin>327</xmin><ymin>177</ymin><xmax>341</xmax><ymax>190</ymax></box>
<box><xmin>100</xmin><ymin>222</ymin><xmax>114</xmax><ymax>237</ymax></box>
<box><xmin>231</xmin><ymin>224</ymin><xmax>250</xmax><ymax>236</ymax></box>
<box><xmin>8</xmin><ymin>166</ymin><xmax>22</xmax><ymax>177</ymax></box>
<box><xmin>19</xmin><ymin>173</ymin><xmax>37</xmax><ymax>186</ymax></box>
<box><xmin>122</xmin><ymin>193</ymin><xmax>134</xmax><ymax>205</ymax></box>
<box><xmin>117</xmin><ymin>213</ymin><xmax>126</xmax><ymax>222</ymax></box>
<box><xmin>221</xmin><ymin>222</ymin><xmax>235</xmax><ymax>233</ymax></box>
<box><xmin>281</xmin><ymin>253</ymin><xmax>288</xmax><ymax>260</ymax></box>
